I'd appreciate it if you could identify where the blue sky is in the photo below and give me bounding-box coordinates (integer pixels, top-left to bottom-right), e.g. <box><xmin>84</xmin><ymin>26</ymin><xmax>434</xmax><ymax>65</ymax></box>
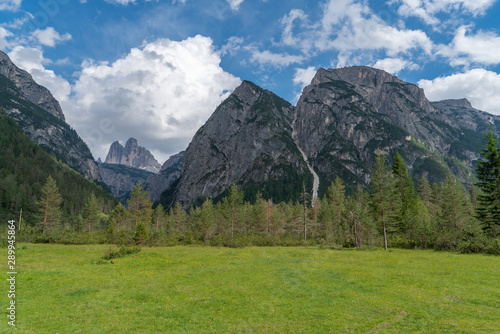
<box><xmin>1</xmin><ymin>0</ymin><xmax>500</xmax><ymax>163</ymax></box>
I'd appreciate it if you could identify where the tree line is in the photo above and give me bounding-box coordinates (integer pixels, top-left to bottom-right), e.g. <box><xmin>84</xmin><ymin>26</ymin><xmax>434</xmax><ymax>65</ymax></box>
<box><xmin>2</xmin><ymin>109</ymin><xmax>499</xmax><ymax>254</ymax></box>
<box><xmin>14</xmin><ymin>129</ymin><xmax>500</xmax><ymax>254</ymax></box>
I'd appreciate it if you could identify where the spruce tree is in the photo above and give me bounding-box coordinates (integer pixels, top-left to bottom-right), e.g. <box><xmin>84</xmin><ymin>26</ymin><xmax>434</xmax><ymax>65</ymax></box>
<box><xmin>222</xmin><ymin>184</ymin><xmax>244</xmax><ymax>242</ymax></box>
<box><xmin>326</xmin><ymin>177</ymin><xmax>347</xmax><ymax>244</ymax></box>
<box><xmin>369</xmin><ymin>153</ymin><xmax>400</xmax><ymax>250</ymax></box>
<box><xmin>475</xmin><ymin>127</ymin><xmax>500</xmax><ymax>236</ymax></box>
<box><xmin>84</xmin><ymin>191</ymin><xmax>100</xmax><ymax>233</ymax></box>
<box><xmin>127</xmin><ymin>183</ymin><xmax>153</xmax><ymax>230</ymax></box>
<box><xmin>37</xmin><ymin>175</ymin><xmax>62</xmax><ymax>234</ymax></box>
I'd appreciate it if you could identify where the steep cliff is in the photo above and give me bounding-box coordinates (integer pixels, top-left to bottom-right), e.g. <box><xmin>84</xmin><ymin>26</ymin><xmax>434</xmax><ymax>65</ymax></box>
<box><xmin>0</xmin><ymin>51</ymin><xmax>65</xmax><ymax>121</ymax></box>
<box><xmin>160</xmin><ymin>67</ymin><xmax>500</xmax><ymax>208</ymax></box>
<box><xmin>105</xmin><ymin>138</ymin><xmax>161</xmax><ymax>173</ymax></box>
<box><xmin>0</xmin><ymin>54</ymin><xmax>101</xmax><ymax>181</ymax></box>
<box><xmin>164</xmin><ymin>81</ymin><xmax>312</xmax><ymax>208</ymax></box>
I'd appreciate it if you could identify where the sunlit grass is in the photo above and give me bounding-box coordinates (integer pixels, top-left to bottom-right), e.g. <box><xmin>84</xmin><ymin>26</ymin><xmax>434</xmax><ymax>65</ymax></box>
<box><xmin>2</xmin><ymin>244</ymin><xmax>499</xmax><ymax>333</ymax></box>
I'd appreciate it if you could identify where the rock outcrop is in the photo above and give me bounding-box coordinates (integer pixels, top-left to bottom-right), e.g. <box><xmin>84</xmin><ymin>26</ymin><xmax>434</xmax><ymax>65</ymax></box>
<box><xmin>160</xmin><ymin>67</ymin><xmax>500</xmax><ymax>208</ymax></box>
<box><xmin>165</xmin><ymin>81</ymin><xmax>311</xmax><ymax>208</ymax></box>
<box><xmin>0</xmin><ymin>52</ymin><xmax>101</xmax><ymax>181</ymax></box>
<box><xmin>0</xmin><ymin>51</ymin><xmax>65</xmax><ymax>121</ymax></box>
<box><xmin>98</xmin><ymin>162</ymin><xmax>154</xmax><ymax>202</ymax></box>
<box><xmin>105</xmin><ymin>138</ymin><xmax>161</xmax><ymax>173</ymax></box>
<box><xmin>145</xmin><ymin>151</ymin><xmax>184</xmax><ymax>201</ymax></box>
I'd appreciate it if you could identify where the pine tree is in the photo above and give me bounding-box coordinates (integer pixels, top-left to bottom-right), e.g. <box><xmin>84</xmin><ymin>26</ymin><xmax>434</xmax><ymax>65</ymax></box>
<box><xmin>84</xmin><ymin>191</ymin><xmax>100</xmax><ymax>233</ymax></box>
<box><xmin>111</xmin><ymin>203</ymin><xmax>127</xmax><ymax>231</ymax></box>
<box><xmin>152</xmin><ymin>204</ymin><xmax>165</xmax><ymax>230</ymax></box>
<box><xmin>326</xmin><ymin>177</ymin><xmax>347</xmax><ymax>244</ymax></box>
<box><xmin>475</xmin><ymin>127</ymin><xmax>500</xmax><ymax>236</ymax></box>
<box><xmin>127</xmin><ymin>183</ymin><xmax>153</xmax><ymax>230</ymax></box>
<box><xmin>369</xmin><ymin>153</ymin><xmax>400</xmax><ymax>250</ymax></box>
<box><xmin>37</xmin><ymin>175</ymin><xmax>62</xmax><ymax>234</ymax></box>
<box><xmin>222</xmin><ymin>184</ymin><xmax>244</xmax><ymax>242</ymax></box>
<box><xmin>392</xmin><ymin>152</ymin><xmax>417</xmax><ymax>237</ymax></box>
<box><xmin>438</xmin><ymin>173</ymin><xmax>481</xmax><ymax>249</ymax></box>
<box><xmin>197</xmin><ymin>198</ymin><xmax>216</xmax><ymax>243</ymax></box>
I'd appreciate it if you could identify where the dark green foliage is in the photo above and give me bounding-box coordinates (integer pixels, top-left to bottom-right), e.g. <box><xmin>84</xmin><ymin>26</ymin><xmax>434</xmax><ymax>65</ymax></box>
<box><xmin>369</xmin><ymin>153</ymin><xmax>401</xmax><ymax>250</ymax></box>
<box><xmin>475</xmin><ymin>127</ymin><xmax>500</xmax><ymax>236</ymax></box>
<box><xmin>37</xmin><ymin>175</ymin><xmax>62</xmax><ymax>234</ymax></box>
<box><xmin>102</xmin><ymin>246</ymin><xmax>141</xmax><ymax>260</ymax></box>
<box><xmin>0</xmin><ymin>75</ymin><xmax>96</xmax><ymax>177</ymax></box>
<box><xmin>0</xmin><ymin>115</ymin><xmax>117</xmax><ymax>224</ymax></box>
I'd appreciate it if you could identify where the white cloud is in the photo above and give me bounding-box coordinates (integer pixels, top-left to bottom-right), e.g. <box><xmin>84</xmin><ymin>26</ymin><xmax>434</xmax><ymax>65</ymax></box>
<box><xmin>438</xmin><ymin>26</ymin><xmax>500</xmax><ymax>66</ymax></box>
<box><xmin>248</xmin><ymin>48</ymin><xmax>304</xmax><ymax>67</ymax></box>
<box><xmin>418</xmin><ymin>69</ymin><xmax>500</xmax><ymax>115</ymax></box>
<box><xmin>372</xmin><ymin>58</ymin><xmax>418</xmax><ymax>74</ymax></box>
<box><xmin>293</xmin><ymin>66</ymin><xmax>317</xmax><ymax>88</ymax></box>
<box><xmin>8</xmin><ymin>46</ymin><xmax>71</xmax><ymax>103</ymax></box>
<box><xmin>0</xmin><ymin>27</ymin><xmax>13</xmax><ymax>50</ymax></box>
<box><xmin>393</xmin><ymin>0</ymin><xmax>496</xmax><ymax>25</ymax></box>
<box><xmin>220</xmin><ymin>36</ymin><xmax>244</xmax><ymax>56</ymax></box>
<box><xmin>0</xmin><ymin>0</ymin><xmax>22</xmax><ymax>12</ymax></box>
<box><xmin>227</xmin><ymin>0</ymin><xmax>244</xmax><ymax>11</ymax></box>
<box><xmin>105</xmin><ymin>0</ymin><xmax>136</xmax><ymax>5</ymax></box>
<box><xmin>280</xmin><ymin>0</ymin><xmax>433</xmax><ymax>58</ymax></box>
<box><xmin>65</xmin><ymin>35</ymin><xmax>241</xmax><ymax>161</ymax></box>
<box><xmin>32</xmin><ymin>27</ymin><xmax>72</xmax><ymax>47</ymax></box>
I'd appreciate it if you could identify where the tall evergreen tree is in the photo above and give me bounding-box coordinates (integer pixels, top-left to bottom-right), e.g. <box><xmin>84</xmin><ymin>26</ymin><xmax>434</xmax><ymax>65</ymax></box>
<box><xmin>127</xmin><ymin>183</ymin><xmax>153</xmax><ymax>229</ymax></box>
<box><xmin>152</xmin><ymin>204</ymin><xmax>166</xmax><ymax>230</ymax></box>
<box><xmin>222</xmin><ymin>184</ymin><xmax>244</xmax><ymax>242</ymax></box>
<box><xmin>326</xmin><ymin>177</ymin><xmax>347</xmax><ymax>244</ymax></box>
<box><xmin>37</xmin><ymin>175</ymin><xmax>62</xmax><ymax>234</ymax></box>
<box><xmin>369</xmin><ymin>153</ymin><xmax>400</xmax><ymax>250</ymax></box>
<box><xmin>84</xmin><ymin>191</ymin><xmax>100</xmax><ymax>233</ymax></box>
<box><xmin>475</xmin><ymin>127</ymin><xmax>500</xmax><ymax>236</ymax></box>
<box><xmin>392</xmin><ymin>152</ymin><xmax>417</xmax><ymax>235</ymax></box>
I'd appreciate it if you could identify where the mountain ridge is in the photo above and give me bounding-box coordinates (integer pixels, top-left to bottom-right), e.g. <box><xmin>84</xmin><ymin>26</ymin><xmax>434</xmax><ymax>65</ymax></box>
<box><xmin>160</xmin><ymin>66</ymin><xmax>500</xmax><ymax>209</ymax></box>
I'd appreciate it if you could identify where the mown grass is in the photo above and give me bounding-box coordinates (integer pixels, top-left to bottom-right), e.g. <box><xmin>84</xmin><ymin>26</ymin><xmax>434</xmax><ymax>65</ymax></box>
<box><xmin>2</xmin><ymin>244</ymin><xmax>499</xmax><ymax>333</ymax></box>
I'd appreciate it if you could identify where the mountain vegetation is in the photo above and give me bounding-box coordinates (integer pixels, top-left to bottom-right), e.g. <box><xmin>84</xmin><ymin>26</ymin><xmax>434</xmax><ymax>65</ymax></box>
<box><xmin>0</xmin><ymin>113</ymin><xmax>117</xmax><ymax>230</ymax></box>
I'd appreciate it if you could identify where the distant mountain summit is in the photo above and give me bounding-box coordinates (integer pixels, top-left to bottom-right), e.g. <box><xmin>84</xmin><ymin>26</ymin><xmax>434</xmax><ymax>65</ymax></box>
<box><xmin>159</xmin><ymin>66</ymin><xmax>500</xmax><ymax>209</ymax></box>
<box><xmin>0</xmin><ymin>51</ymin><xmax>65</xmax><ymax>121</ymax></box>
<box><xmin>105</xmin><ymin>138</ymin><xmax>161</xmax><ymax>173</ymax></box>
<box><xmin>0</xmin><ymin>50</ymin><xmax>101</xmax><ymax>181</ymax></box>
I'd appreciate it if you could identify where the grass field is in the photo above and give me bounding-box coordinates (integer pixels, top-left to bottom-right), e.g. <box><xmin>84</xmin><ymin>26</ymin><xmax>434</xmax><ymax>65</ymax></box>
<box><xmin>2</xmin><ymin>244</ymin><xmax>499</xmax><ymax>333</ymax></box>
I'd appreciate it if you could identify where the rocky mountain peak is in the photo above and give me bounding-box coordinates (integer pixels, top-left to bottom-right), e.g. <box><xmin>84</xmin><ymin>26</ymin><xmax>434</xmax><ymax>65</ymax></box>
<box><xmin>312</xmin><ymin>66</ymin><xmax>404</xmax><ymax>88</ymax></box>
<box><xmin>104</xmin><ymin>138</ymin><xmax>161</xmax><ymax>173</ymax></box>
<box><xmin>0</xmin><ymin>50</ymin><xmax>65</xmax><ymax>121</ymax></box>
<box><xmin>433</xmin><ymin>98</ymin><xmax>473</xmax><ymax>109</ymax></box>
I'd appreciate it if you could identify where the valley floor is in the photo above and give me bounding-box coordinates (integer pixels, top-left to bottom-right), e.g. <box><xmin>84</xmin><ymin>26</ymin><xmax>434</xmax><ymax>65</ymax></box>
<box><xmin>2</xmin><ymin>244</ymin><xmax>499</xmax><ymax>333</ymax></box>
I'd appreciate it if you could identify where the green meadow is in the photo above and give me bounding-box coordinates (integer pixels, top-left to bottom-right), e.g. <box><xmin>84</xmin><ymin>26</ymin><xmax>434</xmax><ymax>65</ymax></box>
<box><xmin>2</xmin><ymin>244</ymin><xmax>499</xmax><ymax>333</ymax></box>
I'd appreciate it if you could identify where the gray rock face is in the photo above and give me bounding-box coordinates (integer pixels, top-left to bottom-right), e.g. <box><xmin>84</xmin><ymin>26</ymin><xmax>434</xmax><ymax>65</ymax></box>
<box><xmin>105</xmin><ymin>138</ymin><xmax>161</xmax><ymax>173</ymax></box>
<box><xmin>146</xmin><ymin>151</ymin><xmax>184</xmax><ymax>201</ymax></box>
<box><xmin>162</xmin><ymin>67</ymin><xmax>500</xmax><ymax>208</ymax></box>
<box><xmin>98</xmin><ymin>163</ymin><xmax>153</xmax><ymax>202</ymax></box>
<box><xmin>0</xmin><ymin>51</ymin><xmax>65</xmax><ymax>121</ymax></box>
<box><xmin>171</xmin><ymin>81</ymin><xmax>310</xmax><ymax>208</ymax></box>
<box><xmin>0</xmin><ymin>57</ymin><xmax>101</xmax><ymax>181</ymax></box>
<box><xmin>101</xmin><ymin>140</ymin><xmax>180</xmax><ymax>202</ymax></box>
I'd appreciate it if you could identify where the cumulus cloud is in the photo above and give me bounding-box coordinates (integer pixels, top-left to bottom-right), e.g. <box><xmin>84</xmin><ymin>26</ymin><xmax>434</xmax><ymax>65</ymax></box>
<box><xmin>0</xmin><ymin>0</ymin><xmax>22</xmax><ymax>12</ymax></box>
<box><xmin>418</xmin><ymin>69</ymin><xmax>500</xmax><ymax>115</ymax></box>
<box><xmin>293</xmin><ymin>66</ymin><xmax>317</xmax><ymax>88</ymax></box>
<box><xmin>32</xmin><ymin>27</ymin><xmax>71</xmax><ymax>47</ymax></box>
<box><xmin>227</xmin><ymin>0</ymin><xmax>244</xmax><ymax>11</ymax></box>
<box><xmin>8</xmin><ymin>46</ymin><xmax>71</xmax><ymax>103</ymax></box>
<box><xmin>64</xmin><ymin>35</ymin><xmax>241</xmax><ymax>162</ymax></box>
<box><xmin>248</xmin><ymin>48</ymin><xmax>304</xmax><ymax>67</ymax></box>
<box><xmin>372</xmin><ymin>58</ymin><xmax>418</xmax><ymax>74</ymax></box>
<box><xmin>392</xmin><ymin>0</ymin><xmax>496</xmax><ymax>25</ymax></box>
<box><xmin>438</xmin><ymin>26</ymin><xmax>500</xmax><ymax>66</ymax></box>
<box><xmin>105</xmin><ymin>0</ymin><xmax>136</xmax><ymax>5</ymax></box>
<box><xmin>280</xmin><ymin>0</ymin><xmax>433</xmax><ymax>59</ymax></box>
